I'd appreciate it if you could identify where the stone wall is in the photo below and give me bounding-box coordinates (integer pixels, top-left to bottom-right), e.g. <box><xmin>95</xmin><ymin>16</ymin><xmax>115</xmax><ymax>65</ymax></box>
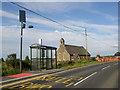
<box><xmin>57</xmin><ymin>44</ymin><xmax>70</xmax><ymax>62</ymax></box>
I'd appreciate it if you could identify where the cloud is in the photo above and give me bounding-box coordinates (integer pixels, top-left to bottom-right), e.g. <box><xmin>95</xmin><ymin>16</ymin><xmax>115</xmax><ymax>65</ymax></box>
<box><xmin>1</xmin><ymin>9</ymin><xmax>117</xmax><ymax>36</ymax></box>
<box><xmin>2</xmin><ymin>25</ymin><xmax>117</xmax><ymax>59</ymax></box>
<box><xmin>2</xmin><ymin>0</ymin><xmax>120</xmax><ymax>2</ymax></box>
<box><xmin>27</xmin><ymin>16</ymin><xmax>118</xmax><ymax>35</ymax></box>
<box><xmin>0</xmin><ymin>10</ymin><xmax>18</xmax><ymax>19</ymax></box>
<box><xmin>1</xmin><ymin>10</ymin><xmax>118</xmax><ymax>58</ymax></box>
<box><xmin>9</xmin><ymin>2</ymin><xmax>117</xmax><ymax>22</ymax></box>
<box><xmin>19</xmin><ymin>2</ymin><xmax>71</xmax><ymax>14</ymax></box>
<box><xmin>64</xmin><ymin>20</ymin><xmax>117</xmax><ymax>35</ymax></box>
<box><xmin>2</xmin><ymin>26</ymin><xmax>20</xmax><ymax>59</ymax></box>
<box><xmin>88</xmin><ymin>9</ymin><xmax>118</xmax><ymax>21</ymax></box>
<box><xmin>18</xmin><ymin>2</ymin><xmax>94</xmax><ymax>14</ymax></box>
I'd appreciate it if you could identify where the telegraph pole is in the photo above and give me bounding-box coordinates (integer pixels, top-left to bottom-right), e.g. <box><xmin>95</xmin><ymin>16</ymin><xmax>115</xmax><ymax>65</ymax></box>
<box><xmin>85</xmin><ymin>28</ymin><xmax>88</xmax><ymax>59</ymax></box>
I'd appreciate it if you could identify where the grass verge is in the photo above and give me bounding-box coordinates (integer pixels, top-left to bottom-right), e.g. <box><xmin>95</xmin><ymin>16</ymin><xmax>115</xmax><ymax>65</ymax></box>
<box><xmin>58</xmin><ymin>60</ymin><xmax>118</xmax><ymax>69</ymax></box>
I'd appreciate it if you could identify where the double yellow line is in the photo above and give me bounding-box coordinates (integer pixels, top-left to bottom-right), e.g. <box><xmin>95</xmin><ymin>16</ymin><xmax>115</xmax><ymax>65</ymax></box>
<box><xmin>0</xmin><ymin>74</ymin><xmax>50</xmax><ymax>88</ymax></box>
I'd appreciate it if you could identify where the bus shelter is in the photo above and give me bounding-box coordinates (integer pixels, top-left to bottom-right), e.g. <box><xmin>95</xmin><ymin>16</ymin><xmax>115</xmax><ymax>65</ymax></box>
<box><xmin>30</xmin><ymin>44</ymin><xmax>57</xmax><ymax>71</ymax></box>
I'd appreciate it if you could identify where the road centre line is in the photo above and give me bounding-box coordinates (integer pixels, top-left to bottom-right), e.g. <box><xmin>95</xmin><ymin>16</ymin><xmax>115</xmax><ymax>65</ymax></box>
<box><xmin>102</xmin><ymin>65</ymin><xmax>111</xmax><ymax>70</ymax></box>
<box><xmin>1</xmin><ymin>62</ymin><xmax>114</xmax><ymax>88</ymax></box>
<box><xmin>1</xmin><ymin>73</ymin><xmax>84</xmax><ymax>88</ymax></box>
<box><xmin>74</xmin><ymin>72</ymin><xmax>97</xmax><ymax>86</ymax></box>
<box><xmin>1</xmin><ymin>62</ymin><xmax>115</xmax><ymax>84</ymax></box>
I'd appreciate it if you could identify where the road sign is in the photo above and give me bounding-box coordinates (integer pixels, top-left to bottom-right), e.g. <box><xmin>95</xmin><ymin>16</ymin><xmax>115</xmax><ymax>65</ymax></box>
<box><xmin>19</xmin><ymin>10</ymin><xmax>26</xmax><ymax>22</ymax></box>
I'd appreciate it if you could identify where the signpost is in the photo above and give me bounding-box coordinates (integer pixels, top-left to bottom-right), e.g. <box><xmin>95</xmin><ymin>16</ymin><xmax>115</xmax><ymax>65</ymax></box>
<box><xmin>19</xmin><ymin>10</ymin><xmax>26</xmax><ymax>73</ymax></box>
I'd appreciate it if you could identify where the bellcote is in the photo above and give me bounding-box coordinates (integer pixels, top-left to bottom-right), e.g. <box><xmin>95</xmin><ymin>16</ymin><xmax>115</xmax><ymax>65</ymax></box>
<box><xmin>60</xmin><ymin>38</ymin><xmax>65</xmax><ymax>45</ymax></box>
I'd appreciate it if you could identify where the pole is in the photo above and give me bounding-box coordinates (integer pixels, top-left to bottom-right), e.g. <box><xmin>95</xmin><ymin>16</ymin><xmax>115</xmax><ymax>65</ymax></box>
<box><xmin>41</xmin><ymin>39</ymin><xmax>42</xmax><ymax>46</ymax></box>
<box><xmin>46</xmin><ymin>49</ymin><xmax>48</xmax><ymax>70</ymax></box>
<box><xmin>55</xmin><ymin>49</ymin><xmax>57</xmax><ymax>69</ymax></box>
<box><xmin>20</xmin><ymin>22</ymin><xmax>23</xmax><ymax>73</ymax></box>
<box><xmin>36</xmin><ymin>48</ymin><xmax>38</xmax><ymax>70</ymax></box>
<box><xmin>51</xmin><ymin>48</ymin><xmax>53</xmax><ymax>69</ymax></box>
<box><xmin>39</xmin><ymin>46</ymin><xmax>41</xmax><ymax>71</ymax></box>
<box><xmin>30</xmin><ymin>47</ymin><xmax>32</xmax><ymax>71</ymax></box>
<box><xmin>40</xmin><ymin>39</ymin><xmax>42</xmax><ymax>71</ymax></box>
<box><xmin>85</xmin><ymin>28</ymin><xmax>88</xmax><ymax>59</ymax></box>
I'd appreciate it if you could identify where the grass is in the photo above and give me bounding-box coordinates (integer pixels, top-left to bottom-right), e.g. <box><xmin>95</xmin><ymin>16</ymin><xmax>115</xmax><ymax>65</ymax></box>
<box><xmin>2</xmin><ymin>59</ymin><xmax>31</xmax><ymax>76</ymax></box>
<box><xmin>58</xmin><ymin>60</ymin><xmax>118</xmax><ymax>69</ymax></box>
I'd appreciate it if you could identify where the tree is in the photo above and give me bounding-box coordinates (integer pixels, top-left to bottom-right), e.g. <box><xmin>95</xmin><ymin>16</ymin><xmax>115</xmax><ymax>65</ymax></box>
<box><xmin>7</xmin><ymin>53</ymin><xmax>16</xmax><ymax>60</ymax></box>
<box><xmin>0</xmin><ymin>58</ymin><xmax>4</xmax><ymax>62</ymax></box>
<box><xmin>96</xmin><ymin>54</ymin><xmax>101</xmax><ymax>58</ymax></box>
<box><xmin>23</xmin><ymin>56</ymin><xmax>31</xmax><ymax>69</ymax></box>
<box><xmin>114</xmin><ymin>52</ymin><xmax>120</xmax><ymax>56</ymax></box>
<box><xmin>24</xmin><ymin>56</ymin><xmax>30</xmax><ymax>64</ymax></box>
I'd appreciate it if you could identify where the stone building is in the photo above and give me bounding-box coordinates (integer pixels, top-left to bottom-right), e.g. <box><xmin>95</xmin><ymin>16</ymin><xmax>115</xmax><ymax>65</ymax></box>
<box><xmin>57</xmin><ymin>38</ymin><xmax>91</xmax><ymax>62</ymax></box>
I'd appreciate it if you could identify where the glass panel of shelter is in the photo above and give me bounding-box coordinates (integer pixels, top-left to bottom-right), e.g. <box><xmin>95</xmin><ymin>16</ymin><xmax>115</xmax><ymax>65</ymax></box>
<box><xmin>30</xmin><ymin>44</ymin><xmax>57</xmax><ymax>71</ymax></box>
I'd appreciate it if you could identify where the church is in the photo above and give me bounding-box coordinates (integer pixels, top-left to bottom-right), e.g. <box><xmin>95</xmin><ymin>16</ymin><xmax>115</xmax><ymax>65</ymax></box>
<box><xmin>57</xmin><ymin>38</ymin><xmax>91</xmax><ymax>62</ymax></box>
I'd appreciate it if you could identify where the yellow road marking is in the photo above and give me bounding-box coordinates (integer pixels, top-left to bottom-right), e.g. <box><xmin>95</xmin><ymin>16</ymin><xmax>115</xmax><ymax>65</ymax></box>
<box><xmin>9</xmin><ymin>82</ymin><xmax>52</xmax><ymax>89</ymax></box>
<box><xmin>36</xmin><ymin>74</ymin><xmax>57</xmax><ymax>81</ymax></box>
<box><xmin>1</xmin><ymin>72</ymin><xmax>84</xmax><ymax>88</ymax></box>
<box><xmin>62</xmin><ymin>78</ymin><xmax>72</xmax><ymax>83</ymax></box>
<box><xmin>0</xmin><ymin>74</ymin><xmax>52</xmax><ymax>88</ymax></box>
<box><xmin>54</xmin><ymin>77</ymin><xmax>63</xmax><ymax>81</ymax></box>
<box><xmin>45</xmin><ymin>76</ymin><xmax>56</xmax><ymax>81</ymax></box>
<box><xmin>40</xmin><ymin>85</ymin><xmax>52</xmax><ymax>88</ymax></box>
<box><xmin>9</xmin><ymin>82</ymin><xmax>32</xmax><ymax>89</ymax></box>
<box><xmin>78</xmin><ymin>77</ymin><xmax>84</xmax><ymax>80</ymax></box>
<box><xmin>55</xmin><ymin>78</ymin><xmax>66</xmax><ymax>83</ymax></box>
<box><xmin>65</xmin><ymin>82</ymin><xmax>74</xmax><ymax>87</ymax></box>
<box><xmin>70</xmin><ymin>76</ymin><xmax>84</xmax><ymax>80</ymax></box>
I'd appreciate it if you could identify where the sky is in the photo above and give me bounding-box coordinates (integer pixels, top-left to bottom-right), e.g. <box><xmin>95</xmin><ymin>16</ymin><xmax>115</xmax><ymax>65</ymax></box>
<box><xmin>0</xmin><ymin>0</ymin><xmax>119</xmax><ymax>59</ymax></box>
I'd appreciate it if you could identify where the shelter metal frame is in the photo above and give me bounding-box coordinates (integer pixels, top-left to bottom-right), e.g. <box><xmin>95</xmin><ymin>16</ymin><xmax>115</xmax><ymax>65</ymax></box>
<box><xmin>30</xmin><ymin>44</ymin><xmax>57</xmax><ymax>71</ymax></box>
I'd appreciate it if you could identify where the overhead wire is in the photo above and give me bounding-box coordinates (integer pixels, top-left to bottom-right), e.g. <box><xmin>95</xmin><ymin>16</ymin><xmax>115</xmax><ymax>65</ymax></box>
<box><xmin>8</xmin><ymin>0</ymin><xmax>117</xmax><ymax>48</ymax></box>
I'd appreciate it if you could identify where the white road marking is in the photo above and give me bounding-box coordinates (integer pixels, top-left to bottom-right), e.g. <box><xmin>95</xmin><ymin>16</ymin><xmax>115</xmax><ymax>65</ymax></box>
<box><xmin>102</xmin><ymin>65</ymin><xmax>111</xmax><ymax>70</ymax></box>
<box><xmin>74</xmin><ymin>72</ymin><xmax>97</xmax><ymax>86</ymax></box>
<box><xmin>0</xmin><ymin>73</ymin><xmax>43</xmax><ymax>84</ymax></box>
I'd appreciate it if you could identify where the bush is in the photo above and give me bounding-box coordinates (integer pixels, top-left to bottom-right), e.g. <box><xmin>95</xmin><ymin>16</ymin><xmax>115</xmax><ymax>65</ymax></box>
<box><xmin>114</xmin><ymin>52</ymin><xmax>120</xmax><ymax>56</ymax></box>
<box><xmin>90</xmin><ymin>57</ymin><xmax>96</xmax><ymax>61</ymax></box>
<box><xmin>5</xmin><ymin>59</ymin><xmax>20</xmax><ymax>68</ymax></box>
<box><xmin>68</xmin><ymin>61</ymin><xmax>75</xmax><ymax>65</ymax></box>
<box><xmin>24</xmin><ymin>56</ymin><xmax>30</xmax><ymax>64</ymax></box>
<box><xmin>22</xmin><ymin>61</ymin><xmax>31</xmax><ymax>70</ymax></box>
<box><xmin>2</xmin><ymin>56</ymin><xmax>31</xmax><ymax>76</ymax></box>
<box><xmin>2</xmin><ymin>67</ymin><xmax>20</xmax><ymax>76</ymax></box>
<box><xmin>2</xmin><ymin>60</ymin><xmax>20</xmax><ymax>76</ymax></box>
<box><xmin>0</xmin><ymin>58</ymin><xmax>4</xmax><ymax>62</ymax></box>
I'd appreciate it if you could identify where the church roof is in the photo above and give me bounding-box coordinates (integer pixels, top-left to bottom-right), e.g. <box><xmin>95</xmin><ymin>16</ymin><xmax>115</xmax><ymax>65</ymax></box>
<box><xmin>65</xmin><ymin>44</ymin><xmax>90</xmax><ymax>56</ymax></box>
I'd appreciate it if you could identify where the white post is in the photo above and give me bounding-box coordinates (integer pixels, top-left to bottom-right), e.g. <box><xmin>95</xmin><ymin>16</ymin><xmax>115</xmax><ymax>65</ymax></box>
<box><xmin>85</xmin><ymin>28</ymin><xmax>88</xmax><ymax>58</ymax></box>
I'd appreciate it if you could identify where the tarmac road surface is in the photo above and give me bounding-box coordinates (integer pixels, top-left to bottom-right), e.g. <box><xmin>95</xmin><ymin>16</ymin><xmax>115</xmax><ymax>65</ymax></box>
<box><xmin>1</xmin><ymin>61</ymin><xmax>119</xmax><ymax>89</ymax></box>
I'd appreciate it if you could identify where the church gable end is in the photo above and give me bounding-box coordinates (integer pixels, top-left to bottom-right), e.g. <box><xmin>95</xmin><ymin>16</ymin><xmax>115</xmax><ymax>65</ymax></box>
<box><xmin>57</xmin><ymin>38</ymin><xmax>70</xmax><ymax>62</ymax></box>
<box><xmin>57</xmin><ymin>38</ymin><xmax>91</xmax><ymax>62</ymax></box>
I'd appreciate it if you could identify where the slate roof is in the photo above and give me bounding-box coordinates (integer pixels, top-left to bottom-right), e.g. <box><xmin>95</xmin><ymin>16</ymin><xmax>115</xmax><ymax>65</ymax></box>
<box><xmin>65</xmin><ymin>44</ymin><xmax>90</xmax><ymax>56</ymax></box>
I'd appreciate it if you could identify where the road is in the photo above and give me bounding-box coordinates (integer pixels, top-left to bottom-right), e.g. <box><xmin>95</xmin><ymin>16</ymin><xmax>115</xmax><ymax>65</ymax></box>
<box><xmin>1</xmin><ymin>61</ymin><xmax>119</xmax><ymax>89</ymax></box>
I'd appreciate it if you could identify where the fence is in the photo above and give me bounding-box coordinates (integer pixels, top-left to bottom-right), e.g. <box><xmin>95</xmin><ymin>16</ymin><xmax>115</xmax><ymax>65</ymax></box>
<box><xmin>97</xmin><ymin>58</ymin><xmax>120</xmax><ymax>62</ymax></box>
